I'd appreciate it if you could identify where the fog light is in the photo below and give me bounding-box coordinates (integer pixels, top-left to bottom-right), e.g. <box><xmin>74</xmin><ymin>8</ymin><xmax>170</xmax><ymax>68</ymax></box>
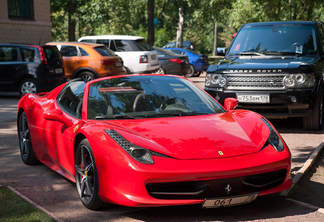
<box><xmin>290</xmin><ymin>96</ymin><xmax>297</xmax><ymax>103</ymax></box>
<box><xmin>215</xmin><ymin>94</ymin><xmax>220</xmax><ymax>101</ymax></box>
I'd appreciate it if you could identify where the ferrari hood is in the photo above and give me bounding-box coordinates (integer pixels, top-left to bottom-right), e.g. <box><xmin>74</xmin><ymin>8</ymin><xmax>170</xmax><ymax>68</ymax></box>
<box><xmin>105</xmin><ymin>111</ymin><xmax>269</xmax><ymax>160</ymax></box>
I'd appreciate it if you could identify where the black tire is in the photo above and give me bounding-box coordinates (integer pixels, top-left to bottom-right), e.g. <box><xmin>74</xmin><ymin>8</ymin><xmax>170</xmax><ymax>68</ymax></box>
<box><xmin>185</xmin><ymin>65</ymin><xmax>195</xmax><ymax>77</ymax></box>
<box><xmin>18</xmin><ymin>112</ymin><xmax>39</xmax><ymax>165</ymax></box>
<box><xmin>194</xmin><ymin>71</ymin><xmax>201</xmax><ymax>77</ymax></box>
<box><xmin>156</xmin><ymin>67</ymin><xmax>166</xmax><ymax>74</ymax></box>
<box><xmin>303</xmin><ymin>92</ymin><xmax>323</xmax><ymax>131</ymax></box>
<box><xmin>75</xmin><ymin>139</ymin><xmax>107</xmax><ymax>210</ymax></box>
<box><xmin>124</xmin><ymin>67</ymin><xmax>131</xmax><ymax>74</ymax></box>
<box><xmin>79</xmin><ymin>71</ymin><xmax>96</xmax><ymax>82</ymax></box>
<box><xmin>18</xmin><ymin>78</ymin><xmax>40</xmax><ymax>96</ymax></box>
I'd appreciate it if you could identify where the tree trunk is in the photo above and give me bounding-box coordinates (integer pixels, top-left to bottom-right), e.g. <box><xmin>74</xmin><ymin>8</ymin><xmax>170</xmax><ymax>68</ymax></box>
<box><xmin>68</xmin><ymin>1</ymin><xmax>76</xmax><ymax>41</ymax></box>
<box><xmin>176</xmin><ymin>7</ymin><xmax>184</xmax><ymax>48</ymax></box>
<box><xmin>147</xmin><ymin>0</ymin><xmax>155</xmax><ymax>46</ymax></box>
<box><xmin>213</xmin><ymin>23</ymin><xmax>218</xmax><ymax>56</ymax></box>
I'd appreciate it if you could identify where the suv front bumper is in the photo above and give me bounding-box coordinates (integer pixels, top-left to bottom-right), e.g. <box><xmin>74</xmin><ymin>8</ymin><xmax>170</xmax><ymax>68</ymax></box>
<box><xmin>205</xmin><ymin>88</ymin><xmax>315</xmax><ymax>118</ymax></box>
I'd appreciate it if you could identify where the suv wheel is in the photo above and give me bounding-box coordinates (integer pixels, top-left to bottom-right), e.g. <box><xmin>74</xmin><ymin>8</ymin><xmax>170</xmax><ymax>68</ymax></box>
<box><xmin>79</xmin><ymin>71</ymin><xmax>95</xmax><ymax>82</ymax></box>
<box><xmin>303</xmin><ymin>92</ymin><xmax>323</xmax><ymax>131</ymax></box>
<box><xmin>19</xmin><ymin>78</ymin><xmax>40</xmax><ymax>96</ymax></box>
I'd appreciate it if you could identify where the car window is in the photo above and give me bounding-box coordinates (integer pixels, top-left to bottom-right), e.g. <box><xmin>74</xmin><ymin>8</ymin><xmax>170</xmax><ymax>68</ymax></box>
<box><xmin>57</xmin><ymin>81</ymin><xmax>85</xmax><ymax>118</ymax></box>
<box><xmin>114</xmin><ymin>40</ymin><xmax>138</xmax><ymax>51</ymax></box>
<box><xmin>20</xmin><ymin>47</ymin><xmax>37</xmax><ymax>62</ymax></box>
<box><xmin>171</xmin><ymin>49</ymin><xmax>185</xmax><ymax>55</ymax></box>
<box><xmin>93</xmin><ymin>46</ymin><xmax>115</xmax><ymax>56</ymax></box>
<box><xmin>96</xmin><ymin>39</ymin><xmax>110</xmax><ymax>48</ymax></box>
<box><xmin>135</xmin><ymin>39</ymin><xmax>154</xmax><ymax>51</ymax></box>
<box><xmin>43</xmin><ymin>46</ymin><xmax>62</xmax><ymax>61</ymax></box>
<box><xmin>60</xmin><ymin>45</ymin><xmax>78</xmax><ymax>57</ymax></box>
<box><xmin>109</xmin><ymin>40</ymin><xmax>117</xmax><ymax>51</ymax></box>
<box><xmin>79</xmin><ymin>47</ymin><xmax>89</xmax><ymax>56</ymax></box>
<box><xmin>0</xmin><ymin>46</ymin><xmax>19</xmax><ymax>62</ymax></box>
<box><xmin>317</xmin><ymin>23</ymin><xmax>324</xmax><ymax>52</ymax></box>
<box><xmin>80</xmin><ymin>39</ymin><xmax>93</xmax><ymax>43</ymax></box>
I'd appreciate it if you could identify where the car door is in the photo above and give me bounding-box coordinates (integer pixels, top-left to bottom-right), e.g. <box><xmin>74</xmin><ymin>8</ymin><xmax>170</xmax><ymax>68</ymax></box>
<box><xmin>59</xmin><ymin>45</ymin><xmax>81</xmax><ymax>79</ymax></box>
<box><xmin>0</xmin><ymin>45</ymin><xmax>23</xmax><ymax>91</ymax></box>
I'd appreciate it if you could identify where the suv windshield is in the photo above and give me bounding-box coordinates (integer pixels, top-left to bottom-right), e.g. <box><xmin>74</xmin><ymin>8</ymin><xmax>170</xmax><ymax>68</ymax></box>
<box><xmin>228</xmin><ymin>25</ymin><xmax>318</xmax><ymax>56</ymax></box>
<box><xmin>87</xmin><ymin>75</ymin><xmax>224</xmax><ymax>119</ymax></box>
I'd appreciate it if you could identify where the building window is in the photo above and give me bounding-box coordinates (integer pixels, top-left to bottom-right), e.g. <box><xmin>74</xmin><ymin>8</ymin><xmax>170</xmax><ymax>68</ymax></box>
<box><xmin>7</xmin><ymin>0</ymin><xmax>34</xmax><ymax>20</ymax></box>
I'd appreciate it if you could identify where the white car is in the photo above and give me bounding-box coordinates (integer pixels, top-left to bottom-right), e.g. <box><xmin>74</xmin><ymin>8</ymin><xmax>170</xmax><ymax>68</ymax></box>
<box><xmin>78</xmin><ymin>35</ymin><xmax>160</xmax><ymax>74</ymax></box>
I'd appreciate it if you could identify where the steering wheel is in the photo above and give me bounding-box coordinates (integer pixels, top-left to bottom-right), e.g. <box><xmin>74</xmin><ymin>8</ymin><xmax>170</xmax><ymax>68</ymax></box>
<box><xmin>133</xmin><ymin>92</ymin><xmax>145</xmax><ymax>112</ymax></box>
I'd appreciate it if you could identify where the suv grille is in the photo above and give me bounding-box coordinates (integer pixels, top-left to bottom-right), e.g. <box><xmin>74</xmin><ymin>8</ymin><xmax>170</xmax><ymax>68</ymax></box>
<box><xmin>225</xmin><ymin>74</ymin><xmax>287</xmax><ymax>90</ymax></box>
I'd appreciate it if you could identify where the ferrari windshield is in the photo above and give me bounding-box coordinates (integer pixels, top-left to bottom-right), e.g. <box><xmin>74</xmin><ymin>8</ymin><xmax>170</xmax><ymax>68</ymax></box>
<box><xmin>88</xmin><ymin>75</ymin><xmax>224</xmax><ymax>119</ymax></box>
<box><xmin>228</xmin><ymin>24</ymin><xmax>317</xmax><ymax>56</ymax></box>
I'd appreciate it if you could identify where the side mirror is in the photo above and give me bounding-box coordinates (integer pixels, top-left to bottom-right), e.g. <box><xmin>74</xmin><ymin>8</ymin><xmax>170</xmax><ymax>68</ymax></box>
<box><xmin>44</xmin><ymin>109</ymin><xmax>73</xmax><ymax>127</ymax></box>
<box><xmin>224</xmin><ymin>98</ymin><xmax>239</xmax><ymax>111</ymax></box>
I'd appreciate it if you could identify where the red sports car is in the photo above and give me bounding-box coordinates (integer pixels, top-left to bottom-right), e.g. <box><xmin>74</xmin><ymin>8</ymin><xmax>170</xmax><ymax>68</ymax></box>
<box><xmin>17</xmin><ymin>74</ymin><xmax>292</xmax><ymax>210</ymax></box>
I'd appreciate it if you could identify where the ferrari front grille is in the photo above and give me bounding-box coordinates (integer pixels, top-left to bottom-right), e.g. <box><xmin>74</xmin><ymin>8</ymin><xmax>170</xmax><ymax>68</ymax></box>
<box><xmin>146</xmin><ymin>169</ymin><xmax>287</xmax><ymax>200</ymax></box>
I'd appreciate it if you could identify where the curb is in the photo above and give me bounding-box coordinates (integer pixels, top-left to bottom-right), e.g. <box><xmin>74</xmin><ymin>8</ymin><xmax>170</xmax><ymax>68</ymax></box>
<box><xmin>0</xmin><ymin>185</ymin><xmax>65</xmax><ymax>222</ymax></box>
<box><xmin>280</xmin><ymin>140</ymin><xmax>324</xmax><ymax>197</ymax></box>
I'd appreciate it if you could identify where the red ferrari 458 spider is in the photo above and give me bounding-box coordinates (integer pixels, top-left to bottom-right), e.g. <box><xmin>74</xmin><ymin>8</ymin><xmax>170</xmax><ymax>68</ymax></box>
<box><xmin>17</xmin><ymin>74</ymin><xmax>292</xmax><ymax>210</ymax></box>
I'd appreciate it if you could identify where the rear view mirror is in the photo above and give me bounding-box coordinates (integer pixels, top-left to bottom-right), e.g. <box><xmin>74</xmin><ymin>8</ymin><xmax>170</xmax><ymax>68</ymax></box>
<box><xmin>224</xmin><ymin>98</ymin><xmax>239</xmax><ymax>111</ymax></box>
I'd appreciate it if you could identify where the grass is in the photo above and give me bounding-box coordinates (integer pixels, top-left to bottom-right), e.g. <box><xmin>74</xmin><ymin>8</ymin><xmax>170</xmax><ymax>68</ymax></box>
<box><xmin>0</xmin><ymin>186</ymin><xmax>57</xmax><ymax>222</ymax></box>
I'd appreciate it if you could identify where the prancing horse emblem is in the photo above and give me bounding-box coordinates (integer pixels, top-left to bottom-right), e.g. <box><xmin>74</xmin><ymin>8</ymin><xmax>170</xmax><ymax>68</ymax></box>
<box><xmin>225</xmin><ymin>184</ymin><xmax>232</xmax><ymax>194</ymax></box>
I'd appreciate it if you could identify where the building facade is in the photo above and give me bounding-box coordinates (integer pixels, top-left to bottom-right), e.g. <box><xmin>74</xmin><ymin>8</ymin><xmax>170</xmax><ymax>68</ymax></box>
<box><xmin>0</xmin><ymin>0</ymin><xmax>52</xmax><ymax>45</ymax></box>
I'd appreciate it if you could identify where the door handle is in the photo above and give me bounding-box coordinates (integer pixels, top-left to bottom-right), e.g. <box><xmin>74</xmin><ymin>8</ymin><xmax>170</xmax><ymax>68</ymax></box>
<box><xmin>74</xmin><ymin>61</ymin><xmax>79</xmax><ymax>64</ymax></box>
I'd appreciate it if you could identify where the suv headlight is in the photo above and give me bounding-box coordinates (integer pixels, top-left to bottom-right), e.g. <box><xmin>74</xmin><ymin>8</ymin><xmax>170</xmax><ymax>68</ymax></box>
<box><xmin>261</xmin><ymin>118</ymin><xmax>285</xmax><ymax>152</ymax></box>
<box><xmin>284</xmin><ymin>74</ymin><xmax>314</xmax><ymax>88</ymax></box>
<box><xmin>206</xmin><ymin>74</ymin><xmax>227</xmax><ymax>87</ymax></box>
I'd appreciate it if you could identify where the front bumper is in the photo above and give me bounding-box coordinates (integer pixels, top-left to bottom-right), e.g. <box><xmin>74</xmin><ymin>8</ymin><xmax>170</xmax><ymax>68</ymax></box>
<box><xmin>205</xmin><ymin>88</ymin><xmax>315</xmax><ymax>118</ymax></box>
<box><xmin>96</xmin><ymin>144</ymin><xmax>292</xmax><ymax>207</ymax></box>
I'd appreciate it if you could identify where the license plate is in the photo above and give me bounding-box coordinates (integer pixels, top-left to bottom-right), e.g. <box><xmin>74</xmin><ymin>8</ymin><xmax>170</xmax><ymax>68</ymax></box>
<box><xmin>151</xmin><ymin>54</ymin><xmax>157</xmax><ymax>60</ymax></box>
<box><xmin>115</xmin><ymin>62</ymin><xmax>122</xmax><ymax>67</ymax></box>
<box><xmin>202</xmin><ymin>193</ymin><xmax>259</xmax><ymax>208</ymax></box>
<box><xmin>55</xmin><ymin>68</ymin><xmax>63</xmax><ymax>74</ymax></box>
<box><xmin>237</xmin><ymin>94</ymin><xmax>270</xmax><ymax>103</ymax></box>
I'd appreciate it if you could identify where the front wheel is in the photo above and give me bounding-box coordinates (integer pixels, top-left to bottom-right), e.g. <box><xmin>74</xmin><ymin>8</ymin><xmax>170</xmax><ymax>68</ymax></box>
<box><xmin>303</xmin><ymin>92</ymin><xmax>323</xmax><ymax>131</ymax></box>
<box><xmin>75</xmin><ymin>139</ymin><xmax>107</xmax><ymax>210</ymax></box>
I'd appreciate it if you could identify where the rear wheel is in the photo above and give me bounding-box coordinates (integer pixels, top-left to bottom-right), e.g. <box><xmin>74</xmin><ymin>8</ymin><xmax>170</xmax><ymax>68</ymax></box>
<box><xmin>18</xmin><ymin>112</ymin><xmax>39</xmax><ymax>165</ymax></box>
<box><xmin>124</xmin><ymin>67</ymin><xmax>131</xmax><ymax>74</ymax></box>
<box><xmin>156</xmin><ymin>67</ymin><xmax>166</xmax><ymax>74</ymax></box>
<box><xmin>79</xmin><ymin>72</ymin><xmax>96</xmax><ymax>82</ymax></box>
<box><xmin>303</xmin><ymin>92</ymin><xmax>323</xmax><ymax>131</ymax></box>
<box><xmin>75</xmin><ymin>139</ymin><xmax>107</xmax><ymax>210</ymax></box>
<box><xmin>185</xmin><ymin>65</ymin><xmax>195</xmax><ymax>77</ymax></box>
<box><xmin>194</xmin><ymin>71</ymin><xmax>201</xmax><ymax>77</ymax></box>
<box><xmin>18</xmin><ymin>78</ymin><xmax>40</xmax><ymax>96</ymax></box>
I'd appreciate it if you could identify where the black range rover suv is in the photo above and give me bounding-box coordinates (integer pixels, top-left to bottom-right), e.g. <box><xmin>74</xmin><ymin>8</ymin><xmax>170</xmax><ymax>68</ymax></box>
<box><xmin>205</xmin><ymin>21</ymin><xmax>324</xmax><ymax>130</ymax></box>
<box><xmin>0</xmin><ymin>44</ymin><xmax>67</xmax><ymax>96</ymax></box>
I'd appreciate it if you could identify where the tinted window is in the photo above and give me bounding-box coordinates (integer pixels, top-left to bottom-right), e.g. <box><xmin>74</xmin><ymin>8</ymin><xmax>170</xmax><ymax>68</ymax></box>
<box><xmin>317</xmin><ymin>23</ymin><xmax>324</xmax><ymax>52</ymax></box>
<box><xmin>43</xmin><ymin>46</ymin><xmax>61</xmax><ymax>61</ymax></box>
<box><xmin>8</xmin><ymin>0</ymin><xmax>34</xmax><ymax>19</ymax></box>
<box><xmin>135</xmin><ymin>39</ymin><xmax>154</xmax><ymax>51</ymax></box>
<box><xmin>93</xmin><ymin>46</ymin><xmax>115</xmax><ymax>56</ymax></box>
<box><xmin>115</xmin><ymin>40</ymin><xmax>138</xmax><ymax>51</ymax></box>
<box><xmin>229</xmin><ymin>25</ymin><xmax>318</xmax><ymax>55</ymax></box>
<box><xmin>79</xmin><ymin>47</ymin><xmax>89</xmax><ymax>56</ymax></box>
<box><xmin>80</xmin><ymin>39</ymin><xmax>93</xmax><ymax>43</ymax></box>
<box><xmin>60</xmin><ymin>45</ymin><xmax>78</xmax><ymax>57</ymax></box>
<box><xmin>58</xmin><ymin>81</ymin><xmax>85</xmax><ymax>118</ymax></box>
<box><xmin>0</xmin><ymin>46</ymin><xmax>18</xmax><ymax>62</ymax></box>
<box><xmin>96</xmin><ymin>39</ymin><xmax>110</xmax><ymax>47</ymax></box>
<box><xmin>170</xmin><ymin>49</ymin><xmax>185</xmax><ymax>55</ymax></box>
<box><xmin>20</xmin><ymin>47</ymin><xmax>37</xmax><ymax>62</ymax></box>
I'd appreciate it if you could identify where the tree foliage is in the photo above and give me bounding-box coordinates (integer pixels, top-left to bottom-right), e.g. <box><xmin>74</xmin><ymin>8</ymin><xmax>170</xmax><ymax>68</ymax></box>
<box><xmin>51</xmin><ymin>0</ymin><xmax>324</xmax><ymax>54</ymax></box>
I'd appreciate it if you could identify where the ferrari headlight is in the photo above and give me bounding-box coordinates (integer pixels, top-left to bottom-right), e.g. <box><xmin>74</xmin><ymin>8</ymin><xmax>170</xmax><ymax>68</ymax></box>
<box><xmin>105</xmin><ymin>129</ymin><xmax>154</xmax><ymax>164</ymax></box>
<box><xmin>261</xmin><ymin>118</ymin><xmax>285</xmax><ymax>152</ymax></box>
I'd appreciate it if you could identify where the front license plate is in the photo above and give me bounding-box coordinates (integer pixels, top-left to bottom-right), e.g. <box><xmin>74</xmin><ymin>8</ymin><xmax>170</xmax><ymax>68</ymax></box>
<box><xmin>237</xmin><ymin>94</ymin><xmax>270</xmax><ymax>103</ymax></box>
<box><xmin>115</xmin><ymin>62</ymin><xmax>122</xmax><ymax>67</ymax></box>
<box><xmin>55</xmin><ymin>68</ymin><xmax>63</xmax><ymax>74</ymax></box>
<box><xmin>202</xmin><ymin>193</ymin><xmax>259</xmax><ymax>208</ymax></box>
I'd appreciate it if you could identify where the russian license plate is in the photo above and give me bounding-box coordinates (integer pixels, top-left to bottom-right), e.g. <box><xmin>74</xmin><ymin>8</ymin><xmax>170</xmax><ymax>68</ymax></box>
<box><xmin>237</xmin><ymin>94</ymin><xmax>270</xmax><ymax>103</ymax></box>
<box><xmin>115</xmin><ymin>62</ymin><xmax>122</xmax><ymax>67</ymax></box>
<box><xmin>55</xmin><ymin>68</ymin><xmax>63</xmax><ymax>74</ymax></box>
<box><xmin>202</xmin><ymin>193</ymin><xmax>259</xmax><ymax>208</ymax></box>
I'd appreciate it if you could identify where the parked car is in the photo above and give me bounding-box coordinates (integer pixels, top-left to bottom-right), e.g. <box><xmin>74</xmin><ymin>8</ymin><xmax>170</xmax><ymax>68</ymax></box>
<box><xmin>153</xmin><ymin>47</ymin><xmax>191</xmax><ymax>76</ymax></box>
<box><xmin>165</xmin><ymin>48</ymin><xmax>209</xmax><ymax>77</ymax></box>
<box><xmin>163</xmin><ymin>40</ymin><xmax>195</xmax><ymax>50</ymax></box>
<box><xmin>205</xmin><ymin>21</ymin><xmax>324</xmax><ymax>130</ymax></box>
<box><xmin>78</xmin><ymin>35</ymin><xmax>160</xmax><ymax>74</ymax></box>
<box><xmin>47</xmin><ymin>42</ymin><xmax>126</xmax><ymax>82</ymax></box>
<box><xmin>17</xmin><ymin>74</ymin><xmax>292</xmax><ymax>210</ymax></box>
<box><xmin>0</xmin><ymin>43</ymin><xmax>66</xmax><ymax>96</ymax></box>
